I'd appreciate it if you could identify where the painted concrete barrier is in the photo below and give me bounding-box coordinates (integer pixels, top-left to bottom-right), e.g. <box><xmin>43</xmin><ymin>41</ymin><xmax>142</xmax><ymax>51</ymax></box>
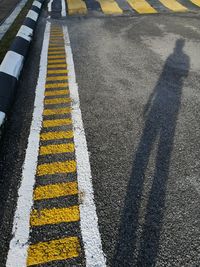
<box><xmin>0</xmin><ymin>0</ymin><xmax>44</xmax><ymax>128</ymax></box>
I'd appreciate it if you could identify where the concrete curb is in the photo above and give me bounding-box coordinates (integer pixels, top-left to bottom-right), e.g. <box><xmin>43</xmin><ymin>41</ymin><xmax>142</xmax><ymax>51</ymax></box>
<box><xmin>0</xmin><ymin>0</ymin><xmax>44</xmax><ymax>129</ymax></box>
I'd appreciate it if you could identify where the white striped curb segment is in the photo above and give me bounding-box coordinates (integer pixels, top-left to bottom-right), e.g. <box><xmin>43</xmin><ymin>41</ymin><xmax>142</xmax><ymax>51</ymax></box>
<box><xmin>0</xmin><ymin>0</ymin><xmax>44</xmax><ymax>129</ymax></box>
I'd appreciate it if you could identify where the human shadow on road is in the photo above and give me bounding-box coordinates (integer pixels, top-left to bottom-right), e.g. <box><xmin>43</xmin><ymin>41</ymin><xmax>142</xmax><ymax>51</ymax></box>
<box><xmin>112</xmin><ymin>39</ymin><xmax>190</xmax><ymax>266</ymax></box>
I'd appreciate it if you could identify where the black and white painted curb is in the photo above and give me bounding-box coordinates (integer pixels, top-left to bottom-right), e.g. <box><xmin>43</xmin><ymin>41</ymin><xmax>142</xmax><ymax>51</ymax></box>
<box><xmin>0</xmin><ymin>0</ymin><xmax>44</xmax><ymax>128</ymax></box>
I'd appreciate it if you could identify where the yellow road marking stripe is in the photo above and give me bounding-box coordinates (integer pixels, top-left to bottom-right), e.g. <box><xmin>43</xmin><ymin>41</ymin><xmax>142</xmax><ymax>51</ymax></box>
<box><xmin>190</xmin><ymin>0</ymin><xmax>200</xmax><ymax>6</ymax></box>
<box><xmin>40</xmin><ymin>143</ymin><xmax>74</xmax><ymax>155</ymax></box>
<box><xmin>46</xmin><ymin>76</ymin><xmax>68</xmax><ymax>81</ymax></box>
<box><xmin>48</xmin><ymin>47</ymin><xmax>65</xmax><ymax>51</ymax></box>
<box><xmin>45</xmin><ymin>98</ymin><xmax>71</xmax><ymax>105</ymax></box>
<box><xmin>34</xmin><ymin>181</ymin><xmax>78</xmax><ymax>200</ymax></box>
<box><xmin>43</xmin><ymin>107</ymin><xmax>71</xmax><ymax>115</ymax></box>
<box><xmin>43</xmin><ymin>118</ymin><xmax>72</xmax><ymax>128</ymax></box>
<box><xmin>48</xmin><ymin>51</ymin><xmax>66</xmax><ymax>55</ymax></box>
<box><xmin>27</xmin><ymin>237</ymin><xmax>80</xmax><ymax>266</ymax></box>
<box><xmin>48</xmin><ymin>64</ymin><xmax>67</xmax><ymax>69</ymax></box>
<box><xmin>66</xmin><ymin>0</ymin><xmax>87</xmax><ymax>14</ymax></box>
<box><xmin>47</xmin><ymin>69</ymin><xmax>68</xmax><ymax>74</ymax></box>
<box><xmin>97</xmin><ymin>0</ymin><xmax>123</xmax><ymax>14</ymax></box>
<box><xmin>31</xmin><ymin>206</ymin><xmax>80</xmax><ymax>226</ymax></box>
<box><xmin>48</xmin><ymin>55</ymin><xmax>66</xmax><ymax>59</ymax></box>
<box><xmin>48</xmin><ymin>59</ymin><xmax>66</xmax><ymax>63</ymax></box>
<box><xmin>45</xmin><ymin>82</ymin><xmax>68</xmax><ymax>88</ymax></box>
<box><xmin>127</xmin><ymin>0</ymin><xmax>157</xmax><ymax>13</ymax></box>
<box><xmin>50</xmin><ymin>34</ymin><xmax>64</xmax><ymax>36</ymax></box>
<box><xmin>37</xmin><ymin>159</ymin><xmax>76</xmax><ymax>176</ymax></box>
<box><xmin>40</xmin><ymin>130</ymin><xmax>73</xmax><ymax>140</ymax></box>
<box><xmin>45</xmin><ymin>89</ymin><xmax>69</xmax><ymax>96</ymax></box>
<box><xmin>159</xmin><ymin>0</ymin><xmax>187</xmax><ymax>11</ymax></box>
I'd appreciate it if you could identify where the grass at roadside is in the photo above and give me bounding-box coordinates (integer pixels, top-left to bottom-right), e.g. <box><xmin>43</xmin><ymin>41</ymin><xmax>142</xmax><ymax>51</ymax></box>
<box><xmin>0</xmin><ymin>0</ymin><xmax>34</xmax><ymax>64</ymax></box>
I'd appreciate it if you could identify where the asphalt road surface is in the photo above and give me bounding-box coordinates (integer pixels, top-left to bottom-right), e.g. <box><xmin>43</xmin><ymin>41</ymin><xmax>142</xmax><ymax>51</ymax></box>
<box><xmin>0</xmin><ymin>2</ymin><xmax>200</xmax><ymax>266</ymax></box>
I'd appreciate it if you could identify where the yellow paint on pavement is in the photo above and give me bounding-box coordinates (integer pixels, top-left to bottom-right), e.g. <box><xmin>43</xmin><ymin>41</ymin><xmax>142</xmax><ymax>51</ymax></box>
<box><xmin>47</xmin><ymin>69</ymin><xmax>68</xmax><ymax>74</ymax></box>
<box><xmin>45</xmin><ymin>82</ymin><xmax>68</xmax><ymax>88</ymax></box>
<box><xmin>27</xmin><ymin>237</ymin><xmax>80</xmax><ymax>266</ymax></box>
<box><xmin>31</xmin><ymin>206</ymin><xmax>80</xmax><ymax>226</ymax></box>
<box><xmin>127</xmin><ymin>0</ymin><xmax>157</xmax><ymax>13</ymax></box>
<box><xmin>48</xmin><ymin>47</ymin><xmax>65</xmax><ymax>51</ymax></box>
<box><xmin>37</xmin><ymin>160</ymin><xmax>76</xmax><ymax>176</ymax></box>
<box><xmin>48</xmin><ymin>64</ymin><xmax>67</xmax><ymax>69</ymax></box>
<box><xmin>159</xmin><ymin>0</ymin><xmax>187</xmax><ymax>11</ymax></box>
<box><xmin>40</xmin><ymin>131</ymin><xmax>73</xmax><ymax>141</ymax></box>
<box><xmin>45</xmin><ymin>98</ymin><xmax>71</xmax><ymax>105</ymax></box>
<box><xmin>43</xmin><ymin>118</ymin><xmax>72</xmax><ymax>128</ymax></box>
<box><xmin>45</xmin><ymin>89</ymin><xmax>69</xmax><ymax>96</ymax></box>
<box><xmin>190</xmin><ymin>0</ymin><xmax>200</xmax><ymax>7</ymax></box>
<box><xmin>43</xmin><ymin>107</ymin><xmax>71</xmax><ymax>116</ymax></box>
<box><xmin>39</xmin><ymin>143</ymin><xmax>74</xmax><ymax>155</ymax></box>
<box><xmin>48</xmin><ymin>51</ymin><xmax>66</xmax><ymax>55</ymax></box>
<box><xmin>48</xmin><ymin>55</ymin><xmax>66</xmax><ymax>59</ymax></box>
<box><xmin>97</xmin><ymin>0</ymin><xmax>123</xmax><ymax>14</ymax></box>
<box><xmin>34</xmin><ymin>181</ymin><xmax>78</xmax><ymax>200</ymax></box>
<box><xmin>48</xmin><ymin>59</ymin><xmax>66</xmax><ymax>64</ymax></box>
<box><xmin>66</xmin><ymin>0</ymin><xmax>87</xmax><ymax>14</ymax></box>
<box><xmin>46</xmin><ymin>76</ymin><xmax>68</xmax><ymax>82</ymax></box>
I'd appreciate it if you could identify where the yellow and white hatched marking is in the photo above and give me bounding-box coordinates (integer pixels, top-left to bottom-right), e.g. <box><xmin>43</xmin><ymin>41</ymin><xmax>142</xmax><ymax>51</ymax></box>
<box><xmin>26</xmin><ymin>25</ymin><xmax>82</xmax><ymax>266</ymax></box>
<box><xmin>6</xmin><ymin>22</ymin><xmax>106</xmax><ymax>267</ymax></box>
<box><xmin>60</xmin><ymin>0</ymin><xmax>200</xmax><ymax>15</ymax></box>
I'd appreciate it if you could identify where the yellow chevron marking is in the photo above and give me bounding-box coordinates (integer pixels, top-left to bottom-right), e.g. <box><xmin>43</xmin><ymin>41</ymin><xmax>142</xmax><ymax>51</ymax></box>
<box><xmin>66</xmin><ymin>0</ymin><xmax>87</xmax><ymax>14</ymax></box>
<box><xmin>48</xmin><ymin>47</ymin><xmax>65</xmax><ymax>51</ymax></box>
<box><xmin>45</xmin><ymin>89</ymin><xmax>69</xmax><ymax>96</ymax></box>
<box><xmin>127</xmin><ymin>0</ymin><xmax>157</xmax><ymax>13</ymax></box>
<box><xmin>43</xmin><ymin>118</ymin><xmax>72</xmax><ymax>128</ymax></box>
<box><xmin>30</xmin><ymin>206</ymin><xmax>80</xmax><ymax>226</ymax></box>
<box><xmin>189</xmin><ymin>0</ymin><xmax>200</xmax><ymax>7</ymax></box>
<box><xmin>34</xmin><ymin>181</ymin><xmax>78</xmax><ymax>200</ymax></box>
<box><xmin>27</xmin><ymin>237</ymin><xmax>80</xmax><ymax>266</ymax></box>
<box><xmin>37</xmin><ymin>160</ymin><xmax>76</xmax><ymax>176</ymax></box>
<box><xmin>39</xmin><ymin>143</ymin><xmax>74</xmax><ymax>155</ymax></box>
<box><xmin>43</xmin><ymin>107</ymin><xmax>71</xmax><ymax>116</ymax></box>
<box><xmin>40</xmin><ymin>130</ymin><xmax>73</xmax><ymax>140</ymax></box>
<box><xmin>97</xmin><ymin>0</ymin><xmax>123</xmax><ymax>14</ymax></box>
<box><xmin>48</xmin><ymin>51</ymin><xmax>66</xmax><ymax>55</ymax></box>
<box><xmin>45</xmin><ymin>82</ymin><xmax>68</xmax><ymax>88</ymax></box>
<box><xmin>159</xmin><ymin>0</ymin><xmax>187</xmax><ymax>11</ymax></box>
<box><xmin>44</xmin><ymin>98</ymin><xmax>71</xmax><ymax>105</ymax></box>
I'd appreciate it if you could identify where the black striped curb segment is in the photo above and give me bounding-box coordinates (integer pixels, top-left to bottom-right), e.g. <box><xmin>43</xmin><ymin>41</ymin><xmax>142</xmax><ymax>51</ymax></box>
<box><xmin>0</xmin><ymin>0</ymin><xmax>44</xmax><ymax>129</ymax></box>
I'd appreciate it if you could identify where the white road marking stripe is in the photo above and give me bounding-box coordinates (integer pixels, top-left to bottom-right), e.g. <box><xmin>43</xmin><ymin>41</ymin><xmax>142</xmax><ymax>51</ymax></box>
<box><xmin>16</xmin><ymin>25</ymin><xmax>33</xmax><ymax>42</ymax></box>
<box><xmin>32</xmin><ymin>0</ymin><xmax>42</xmax><ymax>8</ymax></box>
<box><xmin>63</xmin><ymin>26</ymin><xmax>107</xmax><ymax>267</ymax></box>
<box><xmin>6</xmin><ymin>22</ymin><xmax>50</xmax><ymax>267</ymax></box>
<box><xmin>48</xmin><ymin>0</ymin><xmax>53</xmax><ymax>12</ymax></box>
<box><xmin>61</xmin><ymin>0</ymin><xmax>66</xmax><ymax>17</ymax></box>
<box><xmin>0</xmin><ymin>0</ymin><xmax>29</xmax><ymax>41</ymax></box>
<box><xmin>26</xmin><ymin>10</ymin><xmax>38</xmax><ymax>21</ymax></box>
<box><xmin>0</xmin><ymin>111</ymin><xmax>6</xmax><ymax>126</ymax></box>
<box><xmin>0</xmin><ymin>51</ymin><xmax>24</xmax><ymax>79</ymax></box>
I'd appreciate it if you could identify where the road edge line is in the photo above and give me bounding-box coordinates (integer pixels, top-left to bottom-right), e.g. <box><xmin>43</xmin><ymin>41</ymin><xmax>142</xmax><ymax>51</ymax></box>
<box><xmin>63</xmin><ymin>25</ymin><xmax>107</xmax><ymax>267</ymax></box>
<box><xmin>6</xmin><ymin>21</ymin><xmax>50</xmax><ymax>267</ymax></box>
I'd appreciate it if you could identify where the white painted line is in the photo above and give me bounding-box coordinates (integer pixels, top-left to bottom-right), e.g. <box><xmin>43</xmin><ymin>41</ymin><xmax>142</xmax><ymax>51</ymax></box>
<box><xmin>61</xmin><ymin>0</ymin><xmax>66</xmax><ymax>17</ymax></box>
<box><xmin>26</xmin><ymin>10</ymin><xmax>38</xmax><ymax>21</ymax></box>
<box><xmin>63</xmin><ymin>25</ymin><xmax>107</xmax><ymax>267</ymax></box>
<box><xmin>0</xmin><ymin>51</ymin><xmax>24</xmax><ymax>79</ymax></box>
<box><xmin>16</xmin><ymin>25</ymin><xmax>33</xmax><ymax>42</ymax></box>
<box><xmin>48</xmin><ymin>0</ymin><xmax>53</xmax><ymax>12</ymax></box>
<box><xmin>32</xmin><ymin>0</ymin><xmax>42</xmax><ymax>9</ymax></box>
<box><xmin>0</xmin><ymin>111</ymin><xmax>6</xmax><ymax>127</ymax></box>
<box><xmin>0</xmin><ymin>0</ymin><xmax>28</xmax><ymax>41</ymax></box>
<box><xmin>6</xmin><ymin>22</ymin><xmax>50</xmax><ymax>267</ymax></box>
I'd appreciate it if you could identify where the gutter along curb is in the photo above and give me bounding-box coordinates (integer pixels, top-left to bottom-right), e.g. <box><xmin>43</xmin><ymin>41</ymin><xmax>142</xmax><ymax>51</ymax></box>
<box><xmin>0</xmin><ymin>0</ymin><xmax>44</xmax><ymax>129</ymax></box>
